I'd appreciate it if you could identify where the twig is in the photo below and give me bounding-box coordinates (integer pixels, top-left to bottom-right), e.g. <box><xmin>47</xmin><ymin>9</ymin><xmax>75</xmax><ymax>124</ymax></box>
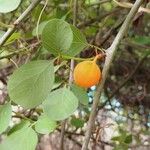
<box><xmin>60</xmin><ymin>120</ymin><xmax>67</xmax><ymax>150</ymax></box>
<box><xmin>0</xmin><ymin>0</ymin><xmax>41</xmax><ymax>47</ymax></box>
<box><xmin>0</xmin><ymin>21</ymin><xmax>13</xmax><ymax>28</ymax></box>
<box><xmin>0</xmin><ymin>49</ymin><xmax>26</xmax><ymax>60</ymax></box>
<box><xmin>108</xmin><ymin>51</ymin><xmax>149</xmax><ymax>100</ymax></box>
<box><xmin>0</xmin><ymin>42</ymin><xmax>40</xmax><ymax>60</ymax></box>
<box><xmin>86</xmin><ymin>0</ymin><xmax>110</xmax><ymax>7</ymax></box>
<box><xmin>9</xmin><ymin>59</ymin><xmax>18</xmax><ymax>68</ymax></box>
<box><xmin>98</xmin><ymin>18</ymin><xmax>124</xmax><ymax>46</ymax></box>
<box><xmin>36</xmin><ymin>0</ymin><xmax>48</xmax><ymax>41</ymax></box>
<box><xmin>81</xmin><ymin>0</ymin><xmax>144</xmax><ymax>150</ymax></box>
<box><xmin>59</xmin><ymin>1</ymin><xmax>78</xmax><ymax>150</ymax></box>
<box><xmin>113</xmin><ymin>0</ymin><xmax>150</xmax><ymax>14</ymax></box>
<box><xmin>97</xmin><ymin>51</ymin><xmax>149</xmax><ymax>110</ymax></box>
<box><xmin>122</xmin><ymin>40</ymin><xmax>150</xmax><ymax>50</ymax></box>
<box><xmin>57</xmin><ymin>128</ymin><xmax>83</xmax><ymax>147</ymax></box>
<box><xmin>77</xmin><ymin>8</ymin><xmax>119</xmax><ymax>28</ymax></box>
<box><xmin>67</xmin><ymin>135</ymin><xmax>82</xmax><ymax>147</ymax></box>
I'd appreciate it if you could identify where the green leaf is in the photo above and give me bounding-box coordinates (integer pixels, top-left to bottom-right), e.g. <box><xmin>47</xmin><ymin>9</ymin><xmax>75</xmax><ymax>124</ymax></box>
<box><xmin>8</xmin><ymin>60</ymin><xmax>54</xmax><ymax>109</ymax></box>
<box><xmin>71</xmin><ymin>84</ymin><xmax>88</xmax><ymax>105</ymax></box>
<box><xmin>0</xmin><ymin>102</ymin><xmax>11</xmax><ymax>134</ymax></box>
<box><xmin>0</xmin><ymin>0</ymin><xmax>21</xmax><ymax>13</ymax></box>
<box><xmin>42</xmin><ymin>87</ymin><xmax>78</xmax><ymax>121</ymax></box>
<box><xmin>119</xmin><ymin>128</ymin><xmax>127</xmax><ymax>137</ymax></box>
<box><xmin>5</xmin><ymin>32</ymin><xmax>21</xmax><ymax>45</ymax></box>
<box><xmin>71</xmin><ymin>117</ymin><xmax>85</xmax><ymax>128</ymax></box>
<box><xmin>35</xmin><ymin>114</ymin><xmax>57</xmax><ymax>134</ymax></box>
<box><xmin>111</xmin><ymin>136</ymin><xmax>121</xmax><ymax>142</ymax></box>
<box><xmin>32</xmin><ymin>21</ymin><xmax>49</xmax><ymax>36</ymax></box>
<box><xmin>52</xmin><ymin>76</ymin><xmax>62</xmax><ymax>90</ymax></box>
<box><xmin>32</xmin><ymin>5</ymin><xmax>48</xmax><ymax>22</ymax></box>
<box><xmin>65</xmin><ymin>25</ymin><xmax>87</xmax><ymax>56</ymax></box>
<box><xmin>85</xmin><ymin>0</ymin><xmax>97</xmax><ymax>5</ymax></box>
<box><xmin>8</xmin><ymin>120</ymin><xmax>30</xmax><ymax>135</ymax></box>
<box><xmin>0</xmin><ymin>127</ymin><xmax>38</xmax><ymax>150</ymax></box>
<box><xmin>54</xmin><ymin>61</ymin><xmax>67</xmax><ymax>72</ymax></box>
<box><xmin>132</xmin><ymin>36</ymin><xmax>150</xmax><ymax>45</ymax></box>
<box><xmin>52</xmin><ymin>82</ymin><xmax>61</xmax><ymax>90</ymax></box>
<box><xmin>113</xmin><ymin>145</ymin><xmax>128</xmax><ymax>150</ymax></box>
<box><xmin>124</xmin><ymin>134</ymin><xmax>132</xmax><ymax>144</ymax></box>
<box><xmin>41</xmin><ymin>19</ymin><xmax>73</xmax><ymax>56</ymax></box>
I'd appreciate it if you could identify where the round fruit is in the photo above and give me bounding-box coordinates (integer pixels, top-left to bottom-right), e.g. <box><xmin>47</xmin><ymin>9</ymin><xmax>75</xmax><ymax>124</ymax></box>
<box><xmin>73</xmin><ymin>55</ymin><xmax>102</xmax><ymax>88</ymax></box>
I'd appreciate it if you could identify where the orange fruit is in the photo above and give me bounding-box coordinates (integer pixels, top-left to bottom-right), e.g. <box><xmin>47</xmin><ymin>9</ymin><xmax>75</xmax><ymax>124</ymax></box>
<box><xmin>73</xmin><ymin>55</ymin><xmax>102</xmax><ymax>88</ymax></box>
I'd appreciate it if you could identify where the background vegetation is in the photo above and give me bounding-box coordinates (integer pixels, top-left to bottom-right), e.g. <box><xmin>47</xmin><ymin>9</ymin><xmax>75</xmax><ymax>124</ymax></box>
<box><xmin>0</xmin><ymin>0</ymin><xmax>150</xmax><ymax>150</ymax></box>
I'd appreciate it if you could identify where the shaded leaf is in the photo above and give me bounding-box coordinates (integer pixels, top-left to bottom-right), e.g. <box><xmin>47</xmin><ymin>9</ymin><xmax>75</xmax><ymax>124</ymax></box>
<box><xmin>124</xmin><ymin>134</ymin><xmax>132</xmax><ymax>144</ymax></box>
<box><xmin>5</xmin><ymin>32</ymin><xmax>21</xmax><ymax>45</ymax></box>
<box><xmin>8</xmin><ymin>120</ymin><xmax>30</xmax><ymax>135</ymax></box>
<box><xmin>65</xmin><ymin>25</ymin><xmax>88</xmax><ymax>56</ymax></box>
<box><xmin>71</xmin><ymin>117</ymin><xmax>85</xmax><ymax>128</ymax></box>
<box><xmin>111</xmin><ymin>136</ymin><xmax>121</xmax><ymax>142</ymax></box>
<box><xmin>71</xmin><ymin>84</ymin><xmax>88</xmax><ymax>105</ymax></box>
<box><xmin>133</xmin><ymin>36</ymin><xmax>150</xmax><ymax>45</ymax></box>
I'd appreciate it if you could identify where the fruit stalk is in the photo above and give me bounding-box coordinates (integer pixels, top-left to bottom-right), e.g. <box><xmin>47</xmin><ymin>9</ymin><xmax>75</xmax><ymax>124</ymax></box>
<box><xmin>93</xmin><ymin>53</ymin><xmax>105</xmax><ymax>63</ymax></box>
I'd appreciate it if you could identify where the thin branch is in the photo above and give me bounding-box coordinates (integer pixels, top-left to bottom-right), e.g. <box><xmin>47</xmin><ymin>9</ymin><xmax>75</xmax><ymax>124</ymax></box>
<box><xmin>98</xmin><ymin>18</ymin><xmax>124</xmax><ymax>46</ymax></box>
<box><xmin>59</xmin><ymin>120</ymin><xmax>67</xmax><ymax>150</ymax></box>
<box><xmin>59</xmin><ymin>0</ymin><xmax>78</xmax><ymax>150</ymax></box>
<box><xmin>108</xmin><ymin>52</ymin><xmax>149</xmax><ymax>100</ymax></box>
<box><xmin>98</xmin><ymin>51</ymin><xmax>149</xmax><ymax>110</ymax></box>
<box><xmin>81</xmin><ymin>0</ymin><xmax>144</xmax><ymax>150</ymax></box>
<box><xmin>0</xmin><ymin>49</ymin><xmax>26</xmax><ymax>60</ymax></box>
<box><xmin>0</xmin><ymin>0</ymin><xmax>41</xmax><ymax>47</ymax></box>
<box><xmin>0</xmin><ymin>42</ymin><xmax>40</xmax><ymax>60</ymax></box>
<box><xmin>36</xmin><ymin>0</ymin><xmax>48</xmax><ymax>41</ymax></box>
<box><xmin>77</xmin><ymin>8</ymin><xmax>119</xmax><ymax>28</ymax></box>
<box><xmin>122</xmin><ymin>40</ymin><xmax>150</xmax><ymax>50</ymax></box>
<box><xmin>86</xmin><ymin>0</ymin><xmax>110</xmax><ymax>7</ymax></box>
<box><xmin>47</xmin><ymin>0</ymin><xmax>110</xmax><ymax>8</ymax></box>
<box><xmin>113</xmin><ymin>0</ymin><xmax>150</xmax><ymax>14</ymax></box>
<box><xmin>9</xmin><ymin>59</ymin><xmax>18</xmax><ymax>68</ymax></box>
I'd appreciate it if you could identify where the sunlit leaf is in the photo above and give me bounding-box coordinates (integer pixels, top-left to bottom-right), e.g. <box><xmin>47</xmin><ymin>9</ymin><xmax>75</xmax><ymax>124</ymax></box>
<box><xmin>8</xmin><ymin>60</ymin><xmax>54</xmax><ymax>108</ymax></box>
<box><xmin>42</xmin><ymin>87</ymin><xmax>78</xmax><ymax>120</ymax></box>
<box><xmin>0</xmin><ymin>127</ymin><xmax>38</xmax><ymax>150</ymax></box>
<box><xmin>42</xmin><ymin>19</ymin><xmax>73</xmax><ymax>56</ymax></box>
<box><xmin>0</xmin><ymin>0</ymin><xmax>21</xmax><ymax>13</ymax></box>
<box><xmin>35</xmin><ymin>114</ymin><xmax>57</xmax><ymax>134</ymax></box>
<box><xmin>0</xmin><ymin>102</ymin><xmax>11</xmax><ymax>134</ymax></box>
